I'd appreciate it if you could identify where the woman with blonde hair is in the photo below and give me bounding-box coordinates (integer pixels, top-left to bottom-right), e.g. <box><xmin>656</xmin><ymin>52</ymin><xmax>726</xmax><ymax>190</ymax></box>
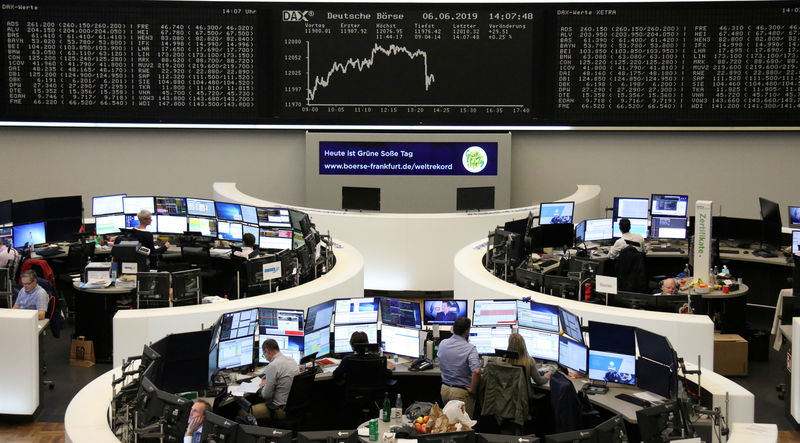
<box><xmin>506</xmin><ymin>332</ymin><xmax>551</xmax><ymax>385</ymax></box>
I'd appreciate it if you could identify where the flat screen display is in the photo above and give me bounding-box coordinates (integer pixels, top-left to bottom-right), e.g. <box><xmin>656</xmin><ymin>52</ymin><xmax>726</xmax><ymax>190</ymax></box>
<box><xmin>95</xmin><ymin>215</ymin><xmax>126</xmax><ymax>235</ymax></box>
<box><xmin>123</xmin><ymin>196</ymin><xmax>155</xmax><ymax>215</ymax></box>
<box><xmin>584</xmin><ymin>218</ymin><xmax>614</xmax><ymax>242</ymax></box>
<box><xmin>258</xmin><ymin>308</ymin><xmax>304</xmax><ymax>337</ymax></box>
<box><xmin>789</xmin><ymin>207</ymin><xmax>800</xmax><ymax>228</ymax></box>
<box><xmin>243</xmin><ymin>224</ymin><xmax>260</xmax><ymax>245</ymax></box>
<box><xmin>333</xmin><ymin>323</ymin><xmax>378</xmax><ymax>354</ymax></box>
<box><xmin>423</xmin><ymin>300</ymin><xmax>467</xmax><ymax>325</ymax></box>
<box><xmin>186</xmin><ymin>198</ymin><xmax>216</xmax><ymax>217</ymax></box>
<box><xmin>342</xmin><ymin>186</ymin><xmax>381</xmax><ymax>211</ymax></box>
<box><xmin>260</xmin><ymin>228</ymin><xmax>293</xmax><ymax>250</ymax></box>
<box><xmin>612</xmin><ymin>218</ymin><xmax>648</xmax><ymax>239</ymax></box>
<box><xmin>241</xmin><ymin>205</ymin><xmax>259</xmax><ymax>225</ymax></box>
<box><xmin>219</xmin><ymin>308</ymin><xmax>258</xmax><ymax>341</ymax></box>
<box><xmin>559</xmin><ymin>307</ymin><xmax>583</xmax><ymax>344</ymax></box>
<box><xmin>334</xmin><ymin>297</ymin><xmax>379</xmax><ymax>325</ymax></box>
<box><xmin>92</xmin><ymin>194</ymin><xmax>125</xmax><ymax>216</ymax></box>
<box><xmin>650</xmin><ymin>217</ymin><xmax>687</xmax><ymax>240</ymax></box>
<box><xmin>539</xmin><ymin>202</ymin><xmax>574</xmax><ymax>225</ymax></box>
<box><xmin>473</xmin><ymin>299</ymin><xmax>517</xmax><ymax>326</ymax></box>
<box><xmin>516</xmin><ymin>300</ymin><xmax>559</xmax><ymax>332</ymax></box>
<box><xmin>305</xmin><ymin>300</ymin><xmax>335</xmax><ymax>334</ymax></box>
<box><xmin>258</xmin><ymin>334</ymin><xmax>303</xmax><ymax>365</ymax></box>
<box><xmin>636</xmin><ymin>358</ymin><xmax>672</xmax><ymax>399</ymax></box>
<box><xmin>518</xmin><ymin>327</ymin><xmax>559</xmax><ymax>362</ymax></box>
<box><xmin>558</xmin><ymin>336</ymin><xmax>588</xmax><ymax>375</ymax></box>
<box><xmin>650</xmin><ymin>194</ymin><xmax>688</xmax><ymax>217</ymax></box>
<box><xmin>380</xmin><ymin>298</ymin><xmax>422</xmax><ymax>329</ymax></box>
<box><xmin>0</xmin><ymin>200</ymin><xmax>11</xmax><ymax>225</ymax></box>
<box><xmin>13</xmin><ymin>221</ymin><xmax>46</xmax><ymax>247</ymax></box>
<box><xmin>125</xmin><ymin>215</ymin><xmax>157</xmax><ymax>232</ymax></box>
<box><xmin>588</xmin><ymin>321</ymin><xmax>636</xmax><ymax>355</ymax></box>
<box><xmin>188</xmin><ymin>217</ymin><xmax>217</xmax><ymax>237</ymax></box>
<box><xmin>257</xmin><ymin>208</ymin><xmax>292</xmax><ymax>227</ymax></box>
<box><xmin>216</xmin><ymin>202</ymin><xmax>244</xmax><ymax>222</ymax></box>
<box><xmin>217</xmin><ymin>336</ymin><xmax>254</xmax><ymax>371</ymax></box>
<box><xmin>793</xmin><ymin>231</ymin><xmax>800</xmax><ymax>255</ymax></box>
<box><xmin>303</xmin><ymin>328</ymin><xmax>331</xmax><ymax>358</ymax></box>
<box><xmin>218</xmin><ymin>221</ymin><xmax>244</xmax><ymax>241</ymax></box>
<box><xmin>588</xmin><ymin>350</ymin><xmax>636</xmax><ymax>386</ymax></box>
<box><xmin>613</xmin><ymin>197</ymin><xmax>649</xmax><ymax>219</ymax></box>
<box><xmin>380</xmin><ymin>324</ymin><xmax>421</xmax><ymax>358</ymax></box>
<box><xmin>456</xmin><ymin>186</ymin><xmax>495</xmax><ymax>211</ymax></box>
<box><xmin>156</xmin><ymin>215</ymin><xmax>187</xmax><ymax>234</ymax></box>
<box><xmin>469</xmin><ymin>326</ymin><xmax>512</xmax><ymax>355</ymax></box>
<box><xmin>155</xmin><ymin>197</ymin><xmax>187</xmax><ymax>216</ymax></box>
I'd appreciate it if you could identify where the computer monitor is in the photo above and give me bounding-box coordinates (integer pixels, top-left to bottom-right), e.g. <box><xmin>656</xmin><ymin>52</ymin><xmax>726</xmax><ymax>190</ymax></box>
<box><xmin>258</xmin><ymin>334</ymin><xmax>303</xmax><ymax>364</ymax></box>
<box><xmin>333</xmin><ymin>323</ymin><xmax>378</xmax><ymax>354</ymax></box>
<box><xmin>515</xmin><ymin>267</ymin><xmax>545</xmax><ymax>292</ymax></box>
<box><xmin>574</xmin><ymin>220</ymin><xmax>586</xmax><ymax>244</ymax></box>
<box><xmin>650</xmin><ymin>194</ymin><xmax>688</xmax><ymax>217</ymax></box>
<box><xmin>238</xmin><ymin>424</ymin><xmax>293</xmax><ymax>443</ymax></box>
<box><xmin>721</xmin><ymin>217</ymin><xmax>763</xmax><ymax>243</ymax></box>
<box><xmin>94</xmin><ymin>215</ymin><xmax>125</xmax><ymax>235</ymax></box>
<box><xmin>636</xmin><ymin>401</ymin><xmax>685</xmax><ymax>443</ymax></box>
<box><xmin>184</xmin><ymin>197</ymin><xmax>216</xmax><ymax>217</ymax></box>
<box><xmin>612</xmin><ymin>218</ymin><xmax>648</xmax><ymax>238</ymax></box>
<box><xmin>558</xmin><ymin>336</ymin><xmax>588</xmax><ymax>375</ymax></box>
<box><xmin>208</xmin><ymin>344</ymin><xmax>219</xmax><ymax>383</ymax></box>
<box><xmin>155</xmin><ymin>197</ymin><xmax>187</xmax><ymax>216</ymax></box>
<box><xmin>636</xmin><ymin>328</ymin><xmax>675</xmax><ymax>366</ymax></box>
<box><xmin>592</xmin><ymin>415</ymin><xmax>627</xmax><ymax>443</ymax></box>
<box><xmin>156</xmin><ymin>215</ymin><xmax>187</xmax><ymax>235</ymax></box>
<box><xmin>539</xmin><ymin>201</ymin><xmax>574</xmax><ymax>224</ymax></box>
<box><xmin>12</xmin><ymin>198</ymin><xmax>47</xmax><ymax>225</ymax></box>
<box><xmin>588</xmin><ymin>349</ymin><xmax>636</xmax><ymax>386</ymax></box>
<box><xmin>381</xmin><ymin>324</ymin><xmax>421</xmax><ymax>358</ymax></box>
<box><xmin>303</xmin><ymin>328</ymin><xmax>331</xmax><ymax>358</ymax></box>
<box><xmin>260</xmin><ymin>228</ymin><xmax>293</xmax><ymax>250</ymax></box>
<box><xmin>0</xmin><ymin>227</ymin><xmax>12</xmax><ymax>248</ymax></box>
<box><xmin>759</xmin><ymin>197</ymin><xmax>782</xmax><ymax>226</ymax></box>
<box><xmin>518</xmin><ymin>327</ymin><xmax>559</xmax><ymax>362</ymax></box>
<box><xmin>334</xmin><ymin>297</ymin><xmax>379</xmax><ymax>325</ymax></box>
<box><xmin>473</xmin><ymin>299</ymin><xmax>517</xmax><ymax>326</ymax></box>
<box><xmin>423</xmin><ymin>300</ymin><xmax>468</xmax><ymax>325</ymax></box>
<box><xmin>613</xmin><ymin>197</ymin><xmax>649</xmax><ymax>219</ymax></box>
<box><xmin>0</xmin><ymin>199</ymin><xmax>11</xmax><ymax>225</ymax></box>
<box><xmin>530</xmin><ymin>224</ymin><xmax>575</xmax><ymax>251</ymax></box>
<box><xmin>218</xmin><ymin>220</ymin><xmax>244</xmax><ymax>241</ymax></box>
<box><xmin>241</xmin><ymin>205</ymin><xmax>258</xmax><ymax>225</ymax></box>
<box><xmin>215</xmin><ymin>202</ymin><xmax>243</xmax><ymax>221</ymax></box>
<box><xmin>13</xmin><ymin>221</ymin><xmax>46</xmax><ymax>247</ymax></box>
<box><xmin>257</xmin><ymin>208</ymin><xmax>292</xmax><ymax>228</ymax></box>
<box><xmin>305</xmin><ymin>300</ymin><xmax>335</xmax><ymax>334</ymax></box>
<box><xmin>542</xmin><ymin>274</ymin><xmax>580</xmax><ymax>299</ymax></box>
<box><xmin>217</xmin><ymin>335</ymin><xmax>255</xmax><ymax>371</ymax></box>
<box><xmin>258</xmin><ymin>307</ymin><xmax>304</xmax><ymax>337</ymax></box>
<box><xmin>92</xmin><ymin>194</ymin><xmax>125</xmax><ymax>216</ymax></box>
<box><xmin>219</xmin><ymin>308</ymin><xmax>259</xmax><ymax>341</ymax></box>
<box><xmin>516</xmin><ymin>300</ymin><xmax>559</xmax><ymax>332</ymax></box>
<box><xmin>637</xmin><ymin>358</ymin><xmax>672</xmax><ymax>399</ymax></box>
<box><xmin>380</xmin><ymin>298</ymin><xmax>422</xmax><ymax>329</ymax></box>
<box><xmin>503</xmin><ymin>217</ymin><xmax>529</xmax><ymax>236</ymax></box>
<box><xmin>650</xmin><ymin>217</ymin><xmax>687</xmax><ymax>240</ymax></box>
<box><xmin>46</xmin><ymin>196</ymin><xmax>83</xmax><ymax>219</ymax></box>
<box><xmin>188</xmin><ymin>217</ymin><xmax>217</xmax><ymax>238</ymax></box>
<box><xmin>457</xmin><ymin>186</ymin><xmax>495</xmax><ymax>211</ymax></box>
<box><xmin>588</xmin><ymin>321</ymin><xmax>636</xmax><ymax>355</ymax></box>
<box><xmin>559</xmin><ymin>307</ymin><xmax>583</xmax><ymax>344</ymax></box>
<box><xmin>243</xmin><ymin>224</ymin><xmax>260</xmax><ymax>245</ymax></box>
<box><xmin>789</xmin><ymin>207</ymin><xmax>800</xmax><ymax>228</ymax></box>
<box><xmin>584</xmin><ymin>218</ymin><xmax>614</xmax><ymax>242</ymax></box>
<box><xmin>122</xmin><ymin>196</ymin><xmax>155</xmax><ymax>215</ymax></box>
<box><xmin>608</xmin><ymin>291</ymin><xmax>659</xmax><ymax>311</ymax></box>
<box><xmin>125</xmin><ymin>214</ymin><xmax>157</xmax><ymax>232</ymax></box>
<box><xmin>469</xmin><ymin>326</ymin><xmax>512</xmax><ymax>355</ymax></box>
<box><xmin>200</xmin><ymin>411</ymin><xmax>239</xmax><ymax>442</ymax></box>
<box><xmin>45</xmin><ymin>218</ymin><xmax>82</xmax><ymax>242</ymax></box>
<box><xmin>342</xmin><ymin>186</ymin><xmax>380</xmax><ymax>211</ymax></box>
<box><xmin>543</xmin><ymin>429</ymin><xmax>594</xmax><ymax>443</ymax></box>
<box><xmin>793</xmin><ymin>231</ymin><xmax>800</xmax><ymax>254</ymax></box>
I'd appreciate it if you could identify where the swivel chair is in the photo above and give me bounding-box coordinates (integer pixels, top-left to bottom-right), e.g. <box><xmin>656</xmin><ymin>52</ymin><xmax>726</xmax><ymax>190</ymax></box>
<box><xmin>269</xmin><ymin>370</ymin><xmax>317</xmax><ymax>428</ymax></box>
<box><xmin>342</xmin><ymin>354</ymin><xmax>396</xmax><ymax>427</ymax></box>
<box><xmin>548</xmin><ymin>371</ymin><xmax>599</xmax><ymax>434</ymax></box>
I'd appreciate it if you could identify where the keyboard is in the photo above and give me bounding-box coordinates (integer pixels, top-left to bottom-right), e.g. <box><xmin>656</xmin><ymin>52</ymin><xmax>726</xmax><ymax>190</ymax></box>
<box><xmin>654</xmin><ymin>247</ymin><xmax>684</xmax><ymax>253</ymax></box>
<box><xmin>34</xmin><ymin>247</ymin><xmax>64</xmax><ymax>257</ymax></box>
<box><xmin>615</xmin><ymin>393</ymin><xmax>651</xmax><ymax>407</ymax></box>
<box><xmin>719</xmin><ymin>249</ymin><xmax>740</xmax><ymax>254</ymax></box>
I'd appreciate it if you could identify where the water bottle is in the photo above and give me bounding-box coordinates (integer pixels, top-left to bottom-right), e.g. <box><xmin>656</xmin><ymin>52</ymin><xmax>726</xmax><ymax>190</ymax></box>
<box><xmin>683</xmin><ymin>263</ymin><xmax>690</xmax><ymax>279</ymax></box>
<box><xmin>392</xmin><ymin>394</ymin><xmax>403</xmax><ymax>423</ymax></box>
<box><xmin>110</xmin><ymin>262</ymin><xmax>118</xmax><ymax>281</ymax></box>
<box><xmin>381</xmin><ymin>392</ymin><xmax>391</xmax><ymax>422</ymax></box>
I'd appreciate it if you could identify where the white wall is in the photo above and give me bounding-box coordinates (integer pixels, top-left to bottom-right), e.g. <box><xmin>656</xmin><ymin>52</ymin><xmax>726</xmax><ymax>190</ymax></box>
<box><xmin>1</xmin><ymin>127</ymin><xmax>799</xmax><ymax>220</ymax></box>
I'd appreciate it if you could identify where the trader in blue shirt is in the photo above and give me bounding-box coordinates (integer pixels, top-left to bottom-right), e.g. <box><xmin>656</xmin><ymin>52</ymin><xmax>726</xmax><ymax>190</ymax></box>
<box><xmin>13</xmin><ymin>270</ymin><xmax>48</xmax><ymax>320</ymax></box>
<box><xmin>437</xmin><ymin>317</ymin><xmax>481</xmax><ymax>417</ymax></box>
<box><xmin>183</xmin><ymin>399</ymin><xmax>210</xmax><ymax>443</ymax></box>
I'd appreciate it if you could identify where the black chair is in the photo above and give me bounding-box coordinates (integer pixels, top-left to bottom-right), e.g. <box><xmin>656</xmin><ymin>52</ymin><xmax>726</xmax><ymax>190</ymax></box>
<box><xmin>181</xmin><ymin>244</ymin><xmax>211</xmax><ymax>267</ymax></box>
<box><xmin>617</xmin><ymin>246</ymin><xmax>648</xmax><ymax>293</ymax></box>
<box><xmin>548</xmin><ymin>371</ymin><xmax>599</xmax><ymax>434</ymax></box>
<box><xmin>171</xmin><ymin>268</ymin><xmax>202</xmax><ymax>306</ymax></box>
<box><xmin>341</xmin><ymin>354</ymin><xmax>396</xmax><ymax>427</ymax></box>
<box><xmin>136</xmin><ymin>272</ymin><xmax>171</xmax><ymax>309</ymax></box>
<box><xmin>0</xmin><ymin>267</ymin><xmax>11</xmax><ymax>308</ymax></box>
<box><xmin>269</xmin><ymin>370</ymin><xmax>317</xmax><ymax>428</ymax></box>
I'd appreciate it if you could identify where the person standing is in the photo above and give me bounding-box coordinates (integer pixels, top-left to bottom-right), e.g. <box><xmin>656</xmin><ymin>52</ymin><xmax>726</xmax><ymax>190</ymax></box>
<box><xmin>437</xmin><ymin>317</ymin><xmax>481</xmax><ymax>417</ymax></box>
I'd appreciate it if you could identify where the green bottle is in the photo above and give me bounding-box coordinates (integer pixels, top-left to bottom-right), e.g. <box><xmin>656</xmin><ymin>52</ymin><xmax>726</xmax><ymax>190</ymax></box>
<box><xmin>381</xmin><ymin>391</ymin><xmax>391</xmax><ymax>422</ymax></box>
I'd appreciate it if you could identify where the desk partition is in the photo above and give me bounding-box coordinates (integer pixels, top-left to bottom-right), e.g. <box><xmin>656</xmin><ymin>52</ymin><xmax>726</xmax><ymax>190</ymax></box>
<box><xmin>0</xmin><ymin>309</ymin><xmax>39</xmax><ymax>415</ymax></box>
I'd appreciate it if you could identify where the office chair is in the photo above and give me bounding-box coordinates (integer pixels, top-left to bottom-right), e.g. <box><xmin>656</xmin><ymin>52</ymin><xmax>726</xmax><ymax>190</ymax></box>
<box><xmin>171</xmin><ymin>268</ymin><xmax>202</xmax><ymax>307</ymax></box>
<box><xmin>478</xmin><ymin>362</ymin><xmax>530</xmax><ymax>435</ymax></box>
<box><xmin>268</xmin><ymin>370</ymin><xmax>317</xmax><ymax>428</ymax></box>
<box><xmin>617</xmin><ymin>246</ymin><xmax>648</xmax><ymax>293</ymax></box>
<box><xmin>548</xmin><ymin>371</ymin><xmax>599</xmax><ymax>434</ymax></box>
<box><xmin>0</xmin><ymin>268</ymin><xmax>11</xmax><ymax>308</ymax></box>
<box><xmin>342</xmin><ymin>354</ymin><xmax>396</xmax><ymax>427</ymax></box>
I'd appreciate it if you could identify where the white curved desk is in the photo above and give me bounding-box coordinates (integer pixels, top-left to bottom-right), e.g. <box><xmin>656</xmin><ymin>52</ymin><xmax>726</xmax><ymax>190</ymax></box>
<box><xmin>64</xmin><ymin>368</ymin><xmax>118</xmax><ymax>443</ymax></box>
<box><xmin>213</xmin><ymin>182</ymin><xmax>602</xmax><ymax>291</ymax></box>
<box><xmin>112</xmin><ymin>239</ymin><xmax>363</xmax><ymax>366</ymax></box>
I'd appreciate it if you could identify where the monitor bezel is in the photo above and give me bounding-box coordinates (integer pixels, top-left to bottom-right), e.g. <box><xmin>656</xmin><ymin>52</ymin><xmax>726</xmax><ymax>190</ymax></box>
<box><xmin>650</xmin><ymin>193</ymin><xmax>689</xmax><ymax>217</ymax></box>
<box><xmin>587</xmin><ymin>349</ymin><xmax>637</xmax><ymax>386</ymax></box>
<box><xmin>612</xmin><ymin>196</ymin><xmax>650</xmax><ymax>219</ymax></box>
<box><xmin>557</xmin><ymin>335</ymin><xmax>588</xmax><ymax>375</ymax></box>
<box><xmin>538</xmin><ymin>201</ymin><xmax>575</xmax><ymax>225</ymax></box>
<box><xmin>333</xmin><ymin>297</ymin><xmax>380</xmax><ymax>326</ymax></box>
<box><xmin>154</xmin><ymin>196</ymin><xmax>188</xmax><ymax>216</ymax></box>
<box><xmin>92</xmin><ymin>193</ymin><xmax>126</xmax><ymax>216</ymax></box>
<box><xmin>380</xmin><ymin>324</ymin><xmax>422</xmax><ymax>358</ymax></box>
<box><xmin>422</xmin><ymin>299</ymin><xmax>468</xmax><ymax>325</ymax></box>
<box><xmin>185</xmin><ymin>197</ymin><xmax>217</xmax><ymax>218</ymax></box>
<box><xmin>472</xmin><ymin>299</ymin><xmax>518</xmax><ymax>327</ymax></box>
<box><xmin>649</xmin><ymin>216</ymin><xmax>688</xmax><ymax>240</ymax></box>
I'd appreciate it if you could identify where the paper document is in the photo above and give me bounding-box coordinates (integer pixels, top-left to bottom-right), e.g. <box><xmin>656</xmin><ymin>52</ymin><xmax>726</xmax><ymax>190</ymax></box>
<box><xmin>634</xmin><ymin>391</ymin><xmax>664</xmax><ymax>403</ymax></box>
<box><xmin>237</xmin><ymin>380</ymin><xmax>261</xmax><ymax>394</ymax></box>
<box><xmin>82</xmin><ymin>280</ymin><xmax>112</xmax><ymax>289</ymax></box>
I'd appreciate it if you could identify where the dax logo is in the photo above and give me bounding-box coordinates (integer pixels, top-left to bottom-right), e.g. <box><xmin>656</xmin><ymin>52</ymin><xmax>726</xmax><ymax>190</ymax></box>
<box><xmin>283</xmin><ymin>10</ymin><xmax>313</xmax><ymax>21</ymax></box>
<box><xmin>462</xmin><ymin>145</ymin><xmax>488</xmax><ymax>173</ymax></box>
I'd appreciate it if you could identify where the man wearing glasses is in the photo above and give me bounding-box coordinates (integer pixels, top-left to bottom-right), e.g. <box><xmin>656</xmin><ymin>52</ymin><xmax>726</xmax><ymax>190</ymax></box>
<box><xmin>252</xmin><ymin>338</ymin><xmax>299</xmax><ymax>421</ymax></box>
<box><xmin>13</xmin><ymin>270</ymin><xmax>48</xmax><ymax>320</ymax></box>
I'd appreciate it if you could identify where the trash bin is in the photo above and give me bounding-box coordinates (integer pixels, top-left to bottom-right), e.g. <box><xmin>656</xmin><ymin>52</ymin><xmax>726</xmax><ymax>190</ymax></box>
<box><xmin>743</xmin><ymin>329</ymin><xmax>770</xmax><ymax>362</ymax></box>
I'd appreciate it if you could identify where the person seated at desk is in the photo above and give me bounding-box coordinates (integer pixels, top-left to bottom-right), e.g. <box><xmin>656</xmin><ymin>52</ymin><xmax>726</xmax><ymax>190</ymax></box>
<box><xmin>125</xmin><ymin>210</ymin><xmax>171</xmax><ymax>254</ymax></box>
<box><xmin>253</xmin><ymin>338</ymin><xmax>299</xmax><ymax>421</ymax></box>
<box><xmin>184</xmin><ymin>399</ymin><xmax>210</xmax><ymax>443</ymax></box>
<box><xmin>0</xmin><ymin>242</ymin><xmax>17</xmax><ymax>269</ymax></box>
<box><xmin>506</xmin><ymin>332</ymin><xmax>551</xmax><ymax>386</ymax></box>
<box><xmin>13</xmin><ymin>270</ymin><xmax>48</xmax><ymax>320</ymax></box>
<box><xmin>438</xmin><ymin>317</ymin><xmax>481</xmax><ymax>417</ymax></box>
<box><xmin>232</xmin><ymin>233</ymin><xmax>259</xmax><ymax>260</ymax></box>
<box><xmin>333</xmin><ymin>331</ymin><xmax>395</xmax><ymax>382</ymax></box>
<box><xmin>657</xmin><ymin>278</ymin><xmax>679</xmax><ymax>295</ymax></box>
<box><xmin>607</xmin><ymin>218</ymin><xmax>647</xmax><ymax>260</ymax></box>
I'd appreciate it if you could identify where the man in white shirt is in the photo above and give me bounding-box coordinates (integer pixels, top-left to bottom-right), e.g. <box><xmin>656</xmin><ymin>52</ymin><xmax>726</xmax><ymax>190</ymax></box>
<box><xmin>232</xmin><ymin>233</ymin><xmax>258</xmax><ymax>259</ymax></box>
<box><xmin>0</xmin><ymin>243</ymin><xmax>17</xmax><ymax>269</ymax></box>
<box><xmin>183</xmin><ymin>399</ymin><xmax>210</xmax><ymax>443</ymax></box>
<box><xmin>607</xmin><ymin>218</ymin><xmax>647</xmax><ymax>259</ymax></box>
